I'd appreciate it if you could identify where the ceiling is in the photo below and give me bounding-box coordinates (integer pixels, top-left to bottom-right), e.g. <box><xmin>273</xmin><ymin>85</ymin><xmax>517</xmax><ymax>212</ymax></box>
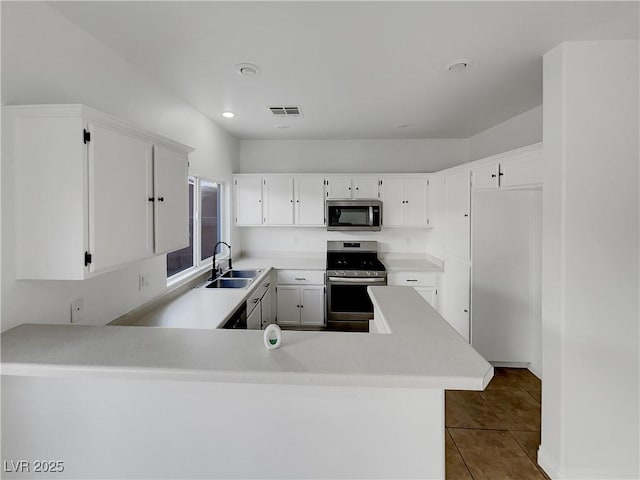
<box><xmin>50</xmin><ymin>1</ymin><xmax>638</xmax><ymax>140</ymax></box>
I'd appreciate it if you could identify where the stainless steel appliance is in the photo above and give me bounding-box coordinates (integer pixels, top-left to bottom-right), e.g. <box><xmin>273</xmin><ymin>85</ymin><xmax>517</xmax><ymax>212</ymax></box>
<box><xmin>326</xmin><ymin>241</ymin><xmax>387</xmax><ymax>332</ymax></box>
<box><xmin>326</xmin><ymin>200</ymin><xmax>382</xmax><ymax>231</ymax></box>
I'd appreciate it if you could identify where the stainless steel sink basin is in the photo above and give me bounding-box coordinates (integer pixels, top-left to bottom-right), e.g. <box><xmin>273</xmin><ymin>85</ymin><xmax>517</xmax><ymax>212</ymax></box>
<box><xmin>206</xmin><ymin>278</ymin><xmax>252</xmax><ymax>289</ymax></box>
<box><xmin>220</xmin><ymin>269</ymin><xmax>262</xmax><ymax>279</ymax></box>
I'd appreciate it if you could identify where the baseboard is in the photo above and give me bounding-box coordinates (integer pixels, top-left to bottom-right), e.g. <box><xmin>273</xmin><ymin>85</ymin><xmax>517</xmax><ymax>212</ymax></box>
<box><xmin>527</xmin><ymin>362</ymin><xmax>542</xmax><ymax>380</ymax></box>
<box><xmin>537</xmin><ymin>446</ymin><xmax>558</xmax><ymax>479</ymax></box>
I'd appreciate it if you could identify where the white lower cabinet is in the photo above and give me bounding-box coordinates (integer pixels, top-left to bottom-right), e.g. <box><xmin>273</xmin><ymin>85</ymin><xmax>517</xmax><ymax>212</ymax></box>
<box><xmin>260</xmin><ymin>286</ymin><xmax>274</xmax><ymax>329</ymax></box>
<box><xmin>276</xmin><ymin>270</ymin><xmax>325</xmax><ymax>326</ymax></box>
<box><xmin>247</xmin><ymin>276</ymin><xmax>274</xmax><ymax>330</ymax></box>
<box><xmin>387</xmin><ymin>272</ymin><xmax>440</xmax><ymax>312</ymax></box>
<box><xmin>247</xmin><ymin>303</ymin><xmax>261</xmax><ymax>330</ymax></box>
<box><xmin>442</xmin><ymin>257</ymin><xmax>470</xmax><ymax>342</ymax></box>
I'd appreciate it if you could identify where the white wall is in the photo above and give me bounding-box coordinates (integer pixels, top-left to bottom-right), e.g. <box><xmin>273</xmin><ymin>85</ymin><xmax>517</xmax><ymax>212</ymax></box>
<box><xmin>468</xmin><ymin>105</ymin><xmax>543</xmax><ymax>161</ymax></box>
<box><xmin>239</xmin><ymin>139</ymin><xmax>469</xmax><ymax>173</ymax></box>
<box><xmin>1</xmin><ymin>2</ymin><xmax>239</xmax><ymax>331</ymax></box>
<box><xmin>238</xmin><ymin>227</ymin><xmax>432</xmax><ymax>255</ymax></box>
<box><xmin>540</xmin><ymin>40</ymin><xmax>639</xmax><ymax>479</ymax></box>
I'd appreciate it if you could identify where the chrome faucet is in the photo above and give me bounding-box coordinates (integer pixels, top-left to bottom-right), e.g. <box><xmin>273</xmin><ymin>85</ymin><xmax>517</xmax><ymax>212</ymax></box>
<box><xmin>212</xmin><ymin>241</ymin><xmax>232</xmax><ymax>278</ymax></box>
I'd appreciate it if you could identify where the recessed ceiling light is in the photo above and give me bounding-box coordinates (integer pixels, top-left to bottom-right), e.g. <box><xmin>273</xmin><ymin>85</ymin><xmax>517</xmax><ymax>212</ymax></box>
<box><xmin>395</xmin><ymin>123</ymin><xmax>409</xmax><ymax>128</ymax></box>
<box><xmin>222</xmin><ymin>111</ymin><xmax>235</xmax><ymax>118</ymax></box>
<box><xmin>235</xmin><ymin>63</ymin><xmax>262</xmax><ymax>76</ymax></box>
<box><xmin>276</xmin><ymin>124</ymin><xmax>290</xmax><ymax>129</ymax></box>
<box><xmin>447</xmin><ymin>59</ymin><xmax>471</xmax><ymax>72</ymax></box>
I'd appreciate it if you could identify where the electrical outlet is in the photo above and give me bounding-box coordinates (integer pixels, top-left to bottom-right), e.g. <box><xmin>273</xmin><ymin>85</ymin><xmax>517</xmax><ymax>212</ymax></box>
<box><xmin>138</xmin><ymin>274</ymin><xmax>150</xmax><ymax>290</ymax></box>
<box><xmin>70</xmin><ymin>298</ymin><xmax>84</xmax><ymax>323</ymax></box>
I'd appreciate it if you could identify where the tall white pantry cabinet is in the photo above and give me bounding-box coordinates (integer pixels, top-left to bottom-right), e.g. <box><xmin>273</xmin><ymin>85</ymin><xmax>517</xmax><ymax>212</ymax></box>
<box><xmin>7</xmin><ymin>104</ymin><xmax>193</xmax><ymax>280</ymax></box>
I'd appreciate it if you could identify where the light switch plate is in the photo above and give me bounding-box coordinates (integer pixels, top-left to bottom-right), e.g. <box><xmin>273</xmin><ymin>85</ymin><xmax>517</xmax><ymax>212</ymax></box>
<box><xmin>70</xmin><ymin>298</ymin><xmax>84</xmax><ymax>323</ymax></box>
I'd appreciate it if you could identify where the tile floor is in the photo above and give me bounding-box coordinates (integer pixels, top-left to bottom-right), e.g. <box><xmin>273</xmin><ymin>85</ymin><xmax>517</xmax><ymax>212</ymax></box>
<box><xmin>445</xmin><ymin>367</ymin><xmax>549</xmax><ymax>480</ymax></box>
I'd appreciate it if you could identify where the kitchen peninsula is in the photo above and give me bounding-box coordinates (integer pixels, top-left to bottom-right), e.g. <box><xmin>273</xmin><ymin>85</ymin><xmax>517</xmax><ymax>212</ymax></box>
<box><xmin>1</xmin><ymin>281</ymin><xmax>491</xmax><ymax>479</ymax></box>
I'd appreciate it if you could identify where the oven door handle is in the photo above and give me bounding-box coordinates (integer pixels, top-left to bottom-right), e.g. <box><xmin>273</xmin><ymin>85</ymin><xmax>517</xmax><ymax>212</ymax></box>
<box><xmin>327</xmin><ymin>277</ymin><xmax>386</xmax><ymax>284</ymax></box>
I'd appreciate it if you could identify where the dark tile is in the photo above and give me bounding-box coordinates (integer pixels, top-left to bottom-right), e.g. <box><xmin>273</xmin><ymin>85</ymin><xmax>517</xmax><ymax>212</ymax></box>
<box><xmin>484</xmin><ymin>367</ymin><xmax>523</xmax><ymax>391</ymax></box>
<box><xmin>446</xmin><ymin>390</ymin><xmax>506</xmax><ymax>430</ymax></box>
<box><xmin>527</xmin><ymin>389</ymin><xmax>542</xmax><ymax>403</ymax></box>
<box><xmin>511</xmin><ymin>368</ymin><xmax>542</xmax><ymax>392</ymax></box>
<box><xmin>482</xmin><ymin>389</ymin><xmax>541</xmax><ymax>431</ymax></box>
<box><xmin>445</xmin><ymin>429</ymin><xmax>473</xmax><ymax>480</ymax></box>
<box><xmin>449</xmin><ymin>428</ymin><xmax>546</xmax><ymax>480</ymax></box>
<box><xmin>512</xmin><ymin>430</ymin><xmax>541</xmax><ymax>464</ymax></box>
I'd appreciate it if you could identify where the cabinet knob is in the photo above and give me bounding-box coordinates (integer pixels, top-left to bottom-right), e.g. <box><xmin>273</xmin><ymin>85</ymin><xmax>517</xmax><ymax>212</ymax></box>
<box><xmin>491</xmin><ymin>174</ymin><xmax>497</xmax><ymax>178</ymax></box>
<box><xmin>296</xmin><ymin>200</ymin><xmax>300</xmax><ymax>203</ymax></box>
<box><xmin>158</xmin><ymin>197</ymin><xmax>164</xmax><ymax>202</ymax></box>
<box><xmin>464</xmin><ymin>214</ymin><xmax>469</xmax><ymax>217</ymax></box>
<box><xmin>300</xmin><ymin>305</ymin><xmax>304</xmax><ymax>308</ymax></box>
<box><xmin>148</xmin><ymin>197</ymin><xmax>155</xmax><ymax>202</ymax></box>
<box><xmin>290</xmin><ymin>199</ymin><xmax>293</xmax><ymax>203</ymax></box>
<box><xmin>464</xmin><ymin>309</ymin><xmax>469</xmax><ymax>313</ymax></box>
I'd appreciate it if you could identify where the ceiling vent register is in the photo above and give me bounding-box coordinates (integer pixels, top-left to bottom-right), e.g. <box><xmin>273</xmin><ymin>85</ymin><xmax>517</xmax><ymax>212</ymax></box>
<box><xmin>269</xmin><ymin>106</ymin><xmax>302</xmax><ymax>117</ymax></box>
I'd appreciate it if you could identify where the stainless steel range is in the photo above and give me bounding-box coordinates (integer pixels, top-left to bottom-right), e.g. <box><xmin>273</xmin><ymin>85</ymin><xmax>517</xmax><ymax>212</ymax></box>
<box><xmin>326</xmin><ymin>241</ymin><xmax>387</xmax><ymax>332</ymax></box>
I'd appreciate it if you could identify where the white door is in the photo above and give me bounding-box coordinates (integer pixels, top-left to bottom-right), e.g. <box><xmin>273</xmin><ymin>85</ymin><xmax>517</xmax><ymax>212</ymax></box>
<box><xmin>446</xmin><ymin>170</ymin><xmax>471</xmax><ymax>262</ymax></box>
<box><xmin>404</xmin><ymin>178</ymin><xmax>429</xmax><ymax>226</ymax></box>
<box><xmin>443</xmin><ymin>257</ymin><xmax>470</xmax><ymax>342</ymax></box>
<box><xmin>247</xmin><ymin>303</ymin><xmax>262</xmax><ymax>330</ymax></box>
<box><xmin>471</xmin><ymin>162</ymin><xmax>500</xmax><ymax>190</ymax></box>
<box><xmin>500</xmin><ymin>155</ymin><xmax>542</xmax><ymax>188</ymax></box>
<box><xmin>88</xmin><ymin>122</ymin><xmax>154</xmax><ymax>273</ymax></box>
<box><xmin>263</xmin><ymin>176</ymin><xmax>294</xmax><ymax>225</ymax></box>
<box><xmin>353</xmin><ymin>178</ymin><xmax>380</xmax><ymax>198</ymax></box>
<box><xmin>234</xmin><ymin>176</ymin><xmax>262</xmax><ymax>225</ymax></box>
<box><xmin>276</xmin><ymin>286</ymin><xmax>301</xmax><ymax>325</ymax></box>
<box><xmin>295</xmin><ymin>176</ymin><xmax>325</xmax><ymax>225</ymax></box>
<box><xmin>325</xmin><ymin>177</ymin><xmax>352</xmax><ymax>199</ymax></box>
<box><xmin>153</xmin><ymin>145</ymin><xmax>189</xmax><ymax>254</ymax></box>
<box><xmin>380</xmin><ymin>178</ymin><xmax>405</xmax><ymax>227</ymax></box>
<box><xmin>261</xmin><ymin>286</ymin><xmax>273</xmax><ymax>328</ymax></box>
<box><xmin>300</xmin><ymin>286</ymin><xmax>325</xmax><ymax>326</ymax></box>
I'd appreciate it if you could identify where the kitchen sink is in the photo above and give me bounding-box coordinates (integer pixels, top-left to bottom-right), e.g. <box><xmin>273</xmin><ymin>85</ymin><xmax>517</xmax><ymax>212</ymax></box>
<box><xmin>206</xmin><ymin>278</ymin><xmax>252</xmax><ymax>289</ymax></box>
<box><xmin>221</xmin><ymin>269</ymin><xmax>262</xmax><ymax>279</ymax></box>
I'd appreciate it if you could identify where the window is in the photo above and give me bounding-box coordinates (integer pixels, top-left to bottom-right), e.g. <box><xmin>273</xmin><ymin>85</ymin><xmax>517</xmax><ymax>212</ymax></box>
<box><xmin>166</xmin><ymin>177</ymin><xmax>225</xmax><ymax>280</ymax></box>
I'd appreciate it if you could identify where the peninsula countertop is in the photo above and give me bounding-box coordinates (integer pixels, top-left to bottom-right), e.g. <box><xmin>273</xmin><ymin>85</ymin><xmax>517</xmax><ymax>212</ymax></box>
<box><xmin>1</xmin><ymin>286</ymin><xmax>491</xmax><ymax>390</ymax></box>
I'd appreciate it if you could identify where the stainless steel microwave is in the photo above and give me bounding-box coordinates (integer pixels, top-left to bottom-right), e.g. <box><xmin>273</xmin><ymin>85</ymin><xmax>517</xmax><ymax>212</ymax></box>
<box><xmin>326</xmin><ymin>200</ymin><xmax>382</xmax><ymax>231</ymax></box>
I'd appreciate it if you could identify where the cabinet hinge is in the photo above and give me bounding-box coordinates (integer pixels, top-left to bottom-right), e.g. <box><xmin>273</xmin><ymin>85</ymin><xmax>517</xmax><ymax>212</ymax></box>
<box><xmin>427</xmin><ymin>179</ymin><xmax>430</xmax><ymax>186</ymax></box>
<box><xmin>83</xmin><ymin>129</ymin><xmax>91</xmax><ymax>144</ymax></box>
<box><xmin>426</xmin><ymin>218</ymin><xmax>430</xmax><ymax>225</ymax></box>
<box><xmin>84</xmin><ymin>251</ymin><xmax>92</xmax><ymax>266</ymax></box>
<box><xmin>380</xmin><ymin>179</ymin><xmax>383</xmax><ymax>186</ymax></box>
<box><xmin>234</xmin><ymin>180</ymin><xmax>237</xmax><ymax>186</ymax></box>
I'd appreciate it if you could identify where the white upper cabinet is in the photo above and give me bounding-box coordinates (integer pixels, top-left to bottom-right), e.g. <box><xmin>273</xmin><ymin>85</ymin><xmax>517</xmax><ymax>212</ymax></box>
<box><xmin>471</xmin><ymin>162</ymin><xmax>501</xmax><ymax>190</ymax></box>
<box><xmin>352</xmin><ymin>177</ymin><xmax>380</xmax><ymax>198</ymax></box>
<box><xmin>445</xmin><ymin>169</ymin><xmax>471</xmax><ymax>262</ymax></box>
<box><xmin>380</xmin><ymin>176</ymin><xmax>430</xmax><ymax>227</ymax></box>
<box><xmin>153</xmin><ymin>145</ymin><xmax>189</xmax><ymax>255</ymax></box>
<box><xmin>325</xmin><ymin>177</ymin><xmax>352</xmax><ymax>199</ymax></box>
<box><xmin>263</xmin><ymin>176</ymin><xmax>294</xmax><ymax>225</ymax></box>
<box><xmin>471</xmin><ymin>144</ymin><xmax>542</xmax><ymax>191</ymax></box>
<box><xmin>9</xmin><ymin>105</ymin><xmax>192</xmax><ymax>280</ymax></box>
<box><xmin>325</xmin><ymin>176</ymin><xmax>380</xmax><ymax>199</ymax></box>
<box><xmin>88</xmin><ymin>122</ymin><xmax>154</xmax><ymax>273</ymax></box>
<box><xmin>234</xmin><ymin>176</ymin><xmax>263</xmax><ymax>226</ymax></box>
<box><xmin>294</xmin><ymin>176</ymin><xmax>326</xmax><ymax>226</ymax></box>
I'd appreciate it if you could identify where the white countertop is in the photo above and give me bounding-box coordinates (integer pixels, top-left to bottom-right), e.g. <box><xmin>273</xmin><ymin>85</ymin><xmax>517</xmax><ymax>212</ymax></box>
<box><xmin>381</xmin><ymin>256</ymin><xmax>443</xmax><ymax>272</ymax></box>
<box><xmin>1</xmin><ymin>284</ymin><xmax>491</xmax><ymax>390</ymax></box>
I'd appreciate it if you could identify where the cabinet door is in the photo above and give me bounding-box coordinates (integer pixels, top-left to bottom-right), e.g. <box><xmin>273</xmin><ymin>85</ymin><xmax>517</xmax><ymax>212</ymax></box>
<box><xmin>153</xmin><ymin>145</ymin><xmax>189</xmax><ymax>254</ymax></box>
<box><xmin>471</xmin><ymin>162</ymin><xmax>500</xmax><ymax>190</ymax></box>
<box><xmin>295</xmin><ymin>176</ymin><xmax>325</xmax><ymax>225</ymax></box>
<box><xmin>234</xmin><ymin>176</ymin><xmax>262</xmax><ymax>225</ymax></box>
<box><xmin>261</xmin><ymin>286</ymin><xmax>273</xmax><ymax>328</ymax></box>
<box><xmin>276</xmin><ymin>286</ymin><xmax>301</xmax><ymax>325</ymax></box>
<box><xmin>404</xmin><ymin>178</ymin><xmax>430</xmax><ymax>226</ymax></box>
<box><xmin>263</xmin><ymin>176</ymin><xmax>294</xmax><ymax>225</ymax></box>
<box><xmin>442</xmin><ymin>257</ymin><xmax>470</xmax><ymax>342</ymax></box>
<box><xmin>325</xmin><ymin>177</ymin><xmax>352</xmax><ymax>199</ymax></box>
<box><xmin>446</xmin><ymin>170</ymin><xmax>471</xmax><ymax>262</ymax></box>
<box><xmin>300</xmin><ymin>286</ymin><xmax>325</xmax><ymax>326</ymax></box>
<box><xmin>247</xmin><ymin>303</ymin><xmax>262</xmax><ymax>330</ymax></box>
<box><xmin>414</xmin><ymin>287</ymin><xmax>437</xmax><ymax>309</ymax></box>
<box><xmin>88</xmin><ymin>122</ymin><xmax>154</xmax><ymax>273</ymax></box>
<box><xmin>380</xmin><ymin>178</ymin><xmax>405</xmax><ymax>226</ymax></box>
<box><xmin>500</xmin><ymin>154</ymin><xmax>542</xmax><ymax>188</ymax></box>
<box><xmin>353</xmin><ymin>178</ymin><xmax>379</xmax><ymax>198</ymax></box>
